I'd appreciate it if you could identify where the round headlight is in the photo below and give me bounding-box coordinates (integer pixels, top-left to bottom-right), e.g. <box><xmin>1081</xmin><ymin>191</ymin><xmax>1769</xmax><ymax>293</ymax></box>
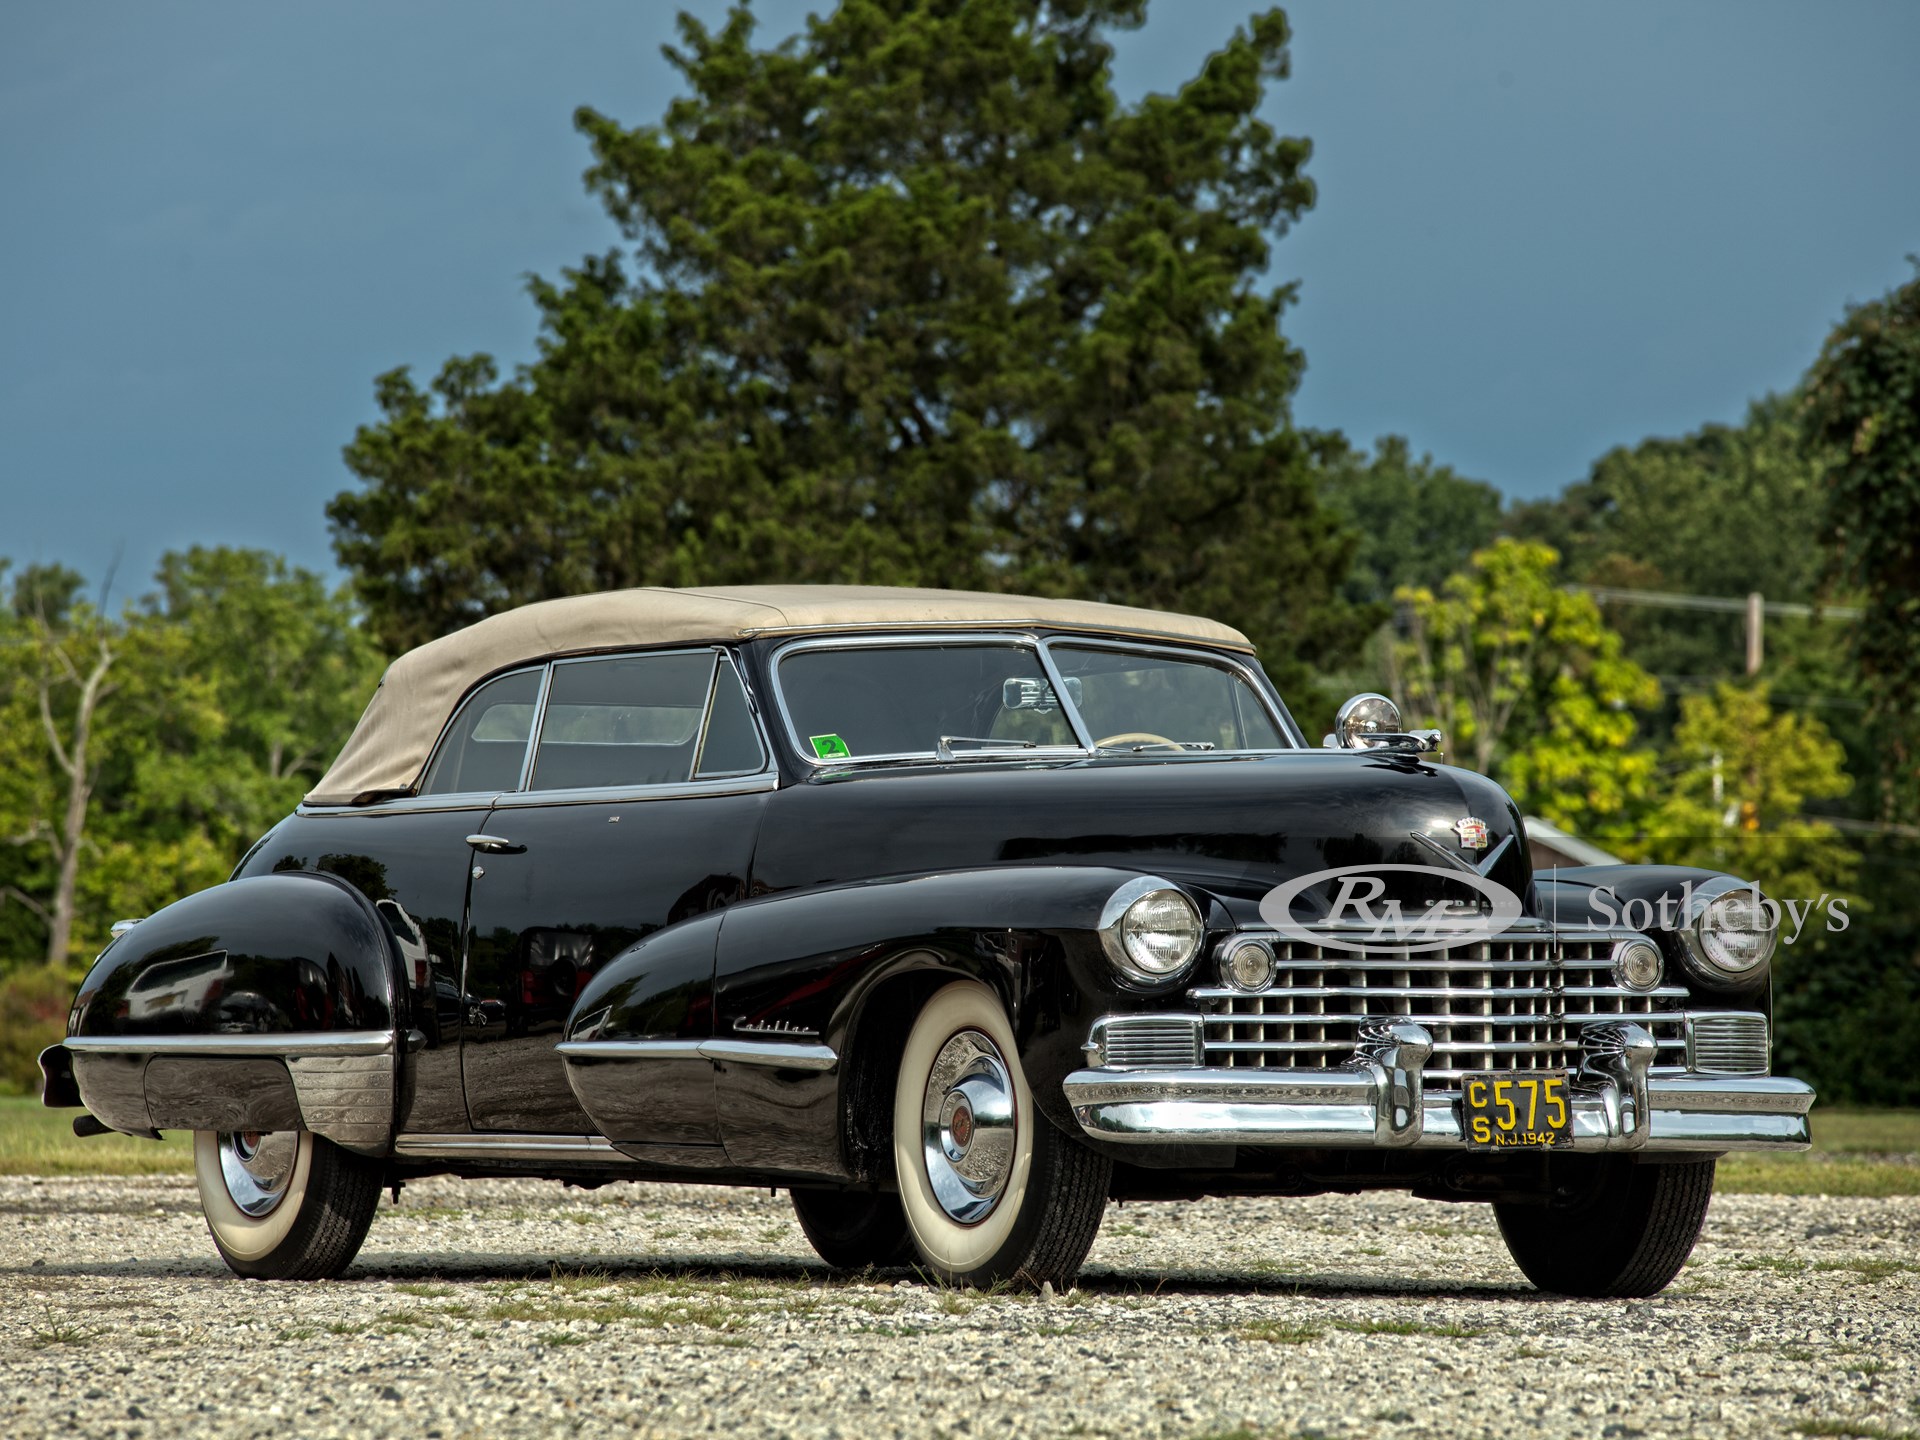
<box><xmin>1681</xmin><ymin>882</ymin><xmax>1777</xmax><ymax>986</ymax></box>
<box><xmin>1099</xmin><ymin>878</ymin><xmax>1204</xmax><ymax>983</ymax></box>
<box><xmin>1331</xmin><ymin>693</ymin><xmax>1401</xmax><ymax>749</ymax></box>
<box><xmin>1219</xmin><ymin>937</ymin><xmax>1275</xmax><ymax>992</ymax></box>
<box><xmin>1610</xmin><ymin>938</ymin><xmax>1663</xmax><ymax>992</ymax></box>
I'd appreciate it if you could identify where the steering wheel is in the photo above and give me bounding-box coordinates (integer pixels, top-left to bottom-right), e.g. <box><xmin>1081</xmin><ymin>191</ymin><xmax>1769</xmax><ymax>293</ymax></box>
<box><xmin>1094</xmin><ymin>732</ymin><xmax>1186</xmax><ymax>752</ymax></box>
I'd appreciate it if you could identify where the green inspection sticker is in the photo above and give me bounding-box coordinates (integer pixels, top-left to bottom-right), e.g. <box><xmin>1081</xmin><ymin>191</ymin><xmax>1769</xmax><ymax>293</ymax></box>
<box><xmin>809</xmin><ymin>733</ymin><xmax>853</xmax><ymax>760</ymax></box>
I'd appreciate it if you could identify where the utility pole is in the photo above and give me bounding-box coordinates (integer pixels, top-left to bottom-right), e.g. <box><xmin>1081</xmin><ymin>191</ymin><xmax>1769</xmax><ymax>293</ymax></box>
<box><xmin>1745</xmin><ymin>592</ymin><xmax>1763</xmax><ymax>675</ymax></box>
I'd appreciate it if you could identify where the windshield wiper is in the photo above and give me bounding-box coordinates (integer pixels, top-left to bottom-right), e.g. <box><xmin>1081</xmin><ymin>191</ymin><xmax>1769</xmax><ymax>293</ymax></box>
<box><xmin>935</xmin><ymin>736</ymin><xmax>1089</xmax><ymax>761</ymax></box>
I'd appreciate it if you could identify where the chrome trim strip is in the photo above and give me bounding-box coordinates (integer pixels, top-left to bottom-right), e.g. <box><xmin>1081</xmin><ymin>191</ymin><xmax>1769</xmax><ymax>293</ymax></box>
<box><xmin>392</xmin><ymin>1133</ymin><xmax>640</xmax><ymax>1164</ymax></box>
<box><xmin>65</xmin><ymin>1031</ymin><xmax>395</xmax><ymax>1058</ymax></box>
<box><xmin>557</xmin><ymin>1037</ymin><xmax>840</xmax><ymax>1071</ymax></box>
<box><xmin>298</xmin><ymin>792</ymin><xmax>504</xmax><ymax>818</ymax></box>
<box><xmin>489</xmin><ymin>773</ymin><xmax>779</xmax><ymax>809</ymax></box>
<box><xmin>514</xmin><ymin>661</ymin><xmax>556</xmax><ymax>792</ymax></box>
<box><xmin>558</xmin><ymin>1039</ymin><xmax>706</xmax><ymax>1062</ymax></box>
<box><xmin>699</xmin><ymin>1040</ymin><xmax>838</xmax><ymax>1071</ymax></box>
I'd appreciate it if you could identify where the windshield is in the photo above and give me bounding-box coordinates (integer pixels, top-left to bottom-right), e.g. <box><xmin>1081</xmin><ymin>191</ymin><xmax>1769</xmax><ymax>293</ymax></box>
<box><xmin>774</xmin><ymin>638</ymin><xmax>1289</xmax><ymax>763</ymax></box>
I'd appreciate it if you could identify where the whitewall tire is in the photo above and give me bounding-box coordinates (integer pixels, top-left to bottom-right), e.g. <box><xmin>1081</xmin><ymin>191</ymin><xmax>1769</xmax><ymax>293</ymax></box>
<box><xmin>193</xmin><ymin>1129</ymin><xmax>382</xmax><ymax>1280</ymax></box>
<box><xmin>891</xmin><ymin>980</ymin><xmax>1110</xmax><ymax>1288</ymax></box>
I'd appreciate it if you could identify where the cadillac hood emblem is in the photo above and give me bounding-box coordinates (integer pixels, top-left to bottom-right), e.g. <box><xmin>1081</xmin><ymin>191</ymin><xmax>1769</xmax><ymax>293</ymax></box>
<box><xmin>1453</xmin><ymin>816</ymin><xmax>1491</xmax><ymax>850</ymax></box>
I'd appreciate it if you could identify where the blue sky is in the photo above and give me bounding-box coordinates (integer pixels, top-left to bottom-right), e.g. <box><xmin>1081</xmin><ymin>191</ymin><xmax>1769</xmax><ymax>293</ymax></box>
<box><xmin>3</xmin><ymin>1</ymin><xmax>1917</xmax><ymax>598</ymax></box>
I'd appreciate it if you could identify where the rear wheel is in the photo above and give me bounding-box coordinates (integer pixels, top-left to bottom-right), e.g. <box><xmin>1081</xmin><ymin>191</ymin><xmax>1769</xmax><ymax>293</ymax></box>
<box><xmin>789</xmin><ymin>1188</ymin><xmax>914</xmax><ymax>1270</ymax></box>
<box><xmin>1495</xmin><ymin>1156</ymin><xmax>1716</xmax><ymax>1298</ymax></box>
<box><xmin>193</xmin><ymin>1129</ymin><xmax>382</xmax><ymax>1281</ymax></box>
<box><xmin>891</xmin><ymin>980</ymin><xmax>1110</xmax><ymax>1288</ymax></box>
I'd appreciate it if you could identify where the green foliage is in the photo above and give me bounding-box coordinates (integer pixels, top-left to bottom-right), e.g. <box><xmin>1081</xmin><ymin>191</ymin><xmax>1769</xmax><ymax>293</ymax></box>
<box><xmin>1317</xmin><ymin>434</ymin><xmax>1502</xmax><ymax>606</ymax></box>
<box><xmin>1804</xmin><ymin>260</ymin><xmax>1920</xmax><ymax>818</ymax></box>
<box><xmin>1620</xmin><ymin>680</ymin><xmax>1853</xmax><ymax>899</ymax></box>
<box><xmin>330</xmin><ymin>1</ymin><xmax>1372</xmax><ymax>690</ymax></box>
<box><xmin>1507</xmin><ymin>394</ymin><xmax>1833</xmax><ymax>687</ymax></box>
<box><xmin>0</xmin><ymin>549</ymin><xmax>381</xmax><ymax>983</ymax></box>
<box><xmin>1390</xmin><ymin>539</ymin><xmax>1659</xmax><ymax>790</ymax></box>
<box><xmin>0</xmin><ymin>963</ymin><xmax>83</xmax><ymax>1095</ymax></box>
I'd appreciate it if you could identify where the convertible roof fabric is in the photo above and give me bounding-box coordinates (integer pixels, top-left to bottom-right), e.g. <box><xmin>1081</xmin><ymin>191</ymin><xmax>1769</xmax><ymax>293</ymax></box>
<box><xmin>305</xmin><ymin>585</ymin><xmax>1254</xmax><ymax>805</ymax></box>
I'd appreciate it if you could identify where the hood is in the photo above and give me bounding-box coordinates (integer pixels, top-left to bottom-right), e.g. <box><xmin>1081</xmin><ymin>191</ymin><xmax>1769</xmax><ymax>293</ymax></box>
<box><xmin>748</xmin><ymin>751</ymin><xmax>1534</xmax><ymax>915</ymax></box>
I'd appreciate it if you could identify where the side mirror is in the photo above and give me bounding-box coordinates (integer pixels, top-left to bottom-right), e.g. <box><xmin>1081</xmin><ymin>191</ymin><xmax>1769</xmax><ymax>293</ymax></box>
<box><xmin>1323</xmin><ymin>693</ymin><xmax>1443</xmax><ymax>754</ymax></box>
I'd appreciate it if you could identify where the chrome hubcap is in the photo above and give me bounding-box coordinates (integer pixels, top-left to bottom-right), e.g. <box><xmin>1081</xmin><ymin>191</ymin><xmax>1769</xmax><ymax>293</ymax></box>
<box><xmin>920</xmin><ymin>1030</ymin><xmax>1017</xmax><ymax>1224</ymax></box>
<box><xmin>218</xmin><ymin>1131</ymin><xmax>299</xmax><ymax>1217</ymax></box>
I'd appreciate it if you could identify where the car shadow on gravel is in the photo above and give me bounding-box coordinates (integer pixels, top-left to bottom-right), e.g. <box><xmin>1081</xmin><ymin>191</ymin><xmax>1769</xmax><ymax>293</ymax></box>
<box><xmin>6</xmin><ymin>1250</ymin><xmax>1545</xmax><ymax>1302</ymax></box>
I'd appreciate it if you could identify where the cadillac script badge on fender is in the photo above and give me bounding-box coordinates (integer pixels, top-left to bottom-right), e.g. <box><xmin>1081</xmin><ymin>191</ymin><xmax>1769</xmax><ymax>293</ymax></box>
<box><xmin>1454</xmin><ymin>816</ymin><xmax>1490</xmax><ymax>850</ymax></box>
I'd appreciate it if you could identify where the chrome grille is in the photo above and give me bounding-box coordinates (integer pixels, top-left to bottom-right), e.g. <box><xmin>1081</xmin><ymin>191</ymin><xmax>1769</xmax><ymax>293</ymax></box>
<box><xmin>1191</xmin><ymin>930</ymin><xmax>1687</xmax><ymax>1090</ymax></box>
<box><xmin>1687</xmin><ymin>1013</ymin><xmax>1769</xmax><ymax>1075</ymax></box>
<box><xmin>1094</xmin><ymin>1015</ymin><xmax>1203</xmax><ymax>1069</ymax></box>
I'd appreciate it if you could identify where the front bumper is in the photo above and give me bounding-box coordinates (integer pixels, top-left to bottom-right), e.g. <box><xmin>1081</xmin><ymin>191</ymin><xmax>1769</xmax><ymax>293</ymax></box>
<box><xmin>1063</xmin><ymin>1019</ymin><xmax>1812</xmax><ymax>1153</ymax></box>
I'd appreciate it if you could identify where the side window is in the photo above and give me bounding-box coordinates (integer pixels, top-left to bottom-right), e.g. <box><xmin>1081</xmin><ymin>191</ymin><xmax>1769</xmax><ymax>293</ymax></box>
<box><xmin>530</xmin><ymin>652</ymin><xmax>719</xmax><ymax>791</ymax></box>
<box><xmin>696</xmin><ymin>656</ymin><xmax>766</xmax><ymax>777</ymax></box>
<box><xmin>419</xmin><ymin>668</ymin><xmax>541</xmax><ymax>796</ymax></box>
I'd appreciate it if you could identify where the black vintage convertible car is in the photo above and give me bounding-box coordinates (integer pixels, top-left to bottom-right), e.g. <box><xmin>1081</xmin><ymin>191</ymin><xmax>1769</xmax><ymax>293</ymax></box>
<box><xmin>41</xmin><ymin>586</ymin><xmax>1812</xmax><ymax>1294</ymax></box>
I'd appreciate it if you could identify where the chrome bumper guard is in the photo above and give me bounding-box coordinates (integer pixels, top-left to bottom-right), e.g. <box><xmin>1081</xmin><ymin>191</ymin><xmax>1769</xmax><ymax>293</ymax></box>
<box><xmin>1064</xmin><ymin>1018</ymin><xmax>1812</xmax><ymax>1153</ymax></box>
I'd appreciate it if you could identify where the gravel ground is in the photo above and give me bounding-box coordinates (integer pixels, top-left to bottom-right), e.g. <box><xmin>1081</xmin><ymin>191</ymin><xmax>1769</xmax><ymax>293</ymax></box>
<box><xmin>2</xmin><ymin>1174</ymin><xmax>1916</xmax><ymax>1440</ymax></box>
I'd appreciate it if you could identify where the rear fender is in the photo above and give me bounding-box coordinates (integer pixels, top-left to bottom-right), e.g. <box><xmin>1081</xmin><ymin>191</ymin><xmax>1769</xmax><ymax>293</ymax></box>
<box><xmin>58</xmin><ymin>871</ymin><xmax>403</xmax><ymax>1154</ymax></box>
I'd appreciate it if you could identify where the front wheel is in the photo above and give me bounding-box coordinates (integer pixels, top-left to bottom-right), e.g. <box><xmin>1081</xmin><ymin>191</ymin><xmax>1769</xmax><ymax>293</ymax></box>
<box><xmin>194</xmin><ymin>1130</ymin><xmax>382</xmax><ymax>1280</ymax></box>
<box><xmin>1495</xmin><ymin>1156</ymin><xmax>1716</xmax><ymax>1298</ymax></box>
<box><xmin>891</xmin><ymin>980</ymin><xmax>1110</xmax><ymax>1288</ymax></box>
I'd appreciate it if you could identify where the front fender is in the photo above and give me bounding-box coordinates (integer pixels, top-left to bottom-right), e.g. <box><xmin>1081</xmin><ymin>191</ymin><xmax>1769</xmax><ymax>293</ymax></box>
<box><xmin>566</xmin><ymin>865</ymin><xmax>1216</xmax><ymax>1180</ymax></box>
<box><xmin>58</xmin><ymin>871</ymin><xmax>403</xmax><ymax>1154</ymax></box>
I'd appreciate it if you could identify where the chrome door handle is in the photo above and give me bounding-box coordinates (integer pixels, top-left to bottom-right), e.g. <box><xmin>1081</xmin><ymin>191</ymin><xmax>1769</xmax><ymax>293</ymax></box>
<box><xmin>465</xmin><ymin>834</ymin><xmax>527</xmax><ymax>855</ymax></box>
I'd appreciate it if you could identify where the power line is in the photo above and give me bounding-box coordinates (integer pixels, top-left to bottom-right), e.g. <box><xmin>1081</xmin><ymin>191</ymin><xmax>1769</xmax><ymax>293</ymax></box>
<box><xmin>1573</xmin><ymin>584</ymin><xmax>1861</xmax><ymax>621</ymax></box>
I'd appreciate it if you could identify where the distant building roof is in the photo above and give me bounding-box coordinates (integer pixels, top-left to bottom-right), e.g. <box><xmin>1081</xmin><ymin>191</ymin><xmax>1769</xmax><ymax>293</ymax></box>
<box><xmin>1524</xmin><ymin>815</ymin><xmax>1624</xmax><ymax>870</ymax></box>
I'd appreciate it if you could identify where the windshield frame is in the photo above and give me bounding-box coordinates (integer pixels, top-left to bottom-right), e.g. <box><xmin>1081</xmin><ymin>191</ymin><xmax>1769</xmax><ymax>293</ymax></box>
<box><xmin>767</xmin><ymin>630</ymin><xmax>1302</xmax><ymax>769</ymax></box>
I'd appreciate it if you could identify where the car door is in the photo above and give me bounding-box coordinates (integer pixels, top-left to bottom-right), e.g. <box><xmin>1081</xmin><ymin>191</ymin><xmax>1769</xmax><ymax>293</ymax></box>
<box><xmin>242</xmin><ymin>662</ymin><xmax>547</xmax><ymax>1134</ymax></box>
<box><xmin>459</xmin><ymin>647</ymin><xmax>775</xmax><ymax>1136</ymax></box>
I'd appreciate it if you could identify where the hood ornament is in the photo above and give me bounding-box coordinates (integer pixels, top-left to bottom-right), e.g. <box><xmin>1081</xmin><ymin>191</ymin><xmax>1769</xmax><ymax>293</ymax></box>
<box><xmin>1453</xmin><ymin>817</ymin><xmax>1491</xmax><ymax>850</ymax></box>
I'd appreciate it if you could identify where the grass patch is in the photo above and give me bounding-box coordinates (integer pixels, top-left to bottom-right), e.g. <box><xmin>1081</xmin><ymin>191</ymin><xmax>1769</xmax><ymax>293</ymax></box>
<box><xmin>1811</xmin><ymin>1110</ymin><xmax>1920</xmax><ymax>1155</ymax></box>
<box><xmin>1812</xmin><ymin>1258</ymin><xmax>1918</xmax><ymax>1282</ymax></box>
<box><xmin>29</xmin><ymin>1307</ymin><xmax>99</xmax><ymax>1348</ymax></box>
<box><xmin>1717</xmin><ymin>1156</ymin><xmax>1920</xmax><ymax>1198</ymax></box>
<box><xmin>1794</xmin><ymin>1422</ymin><xmax>1920</xmax><ymax>1440</ymax></box>
<box><xmin>1712</xmin><ymin>1106</ymin><xmax>1920</xmax><ymax>1197</ymax></box>
<box><xmin>0</xmin><ymin>1096</ymin><xmax>193</xmax><ymax>1176</ymax></box>
<box><xmin>1240</xmin><ymin>1320</ymin><xmax>1321</xmax><ymax>1344</ymax></box>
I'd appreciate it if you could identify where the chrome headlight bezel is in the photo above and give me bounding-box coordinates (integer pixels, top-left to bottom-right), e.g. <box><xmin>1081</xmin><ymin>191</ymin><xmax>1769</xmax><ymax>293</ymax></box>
<box><xmin>1217</xmin><ymin>936</ymin><xmax>1276</xmax><ymax>992</ymax></box>
<box><xmin>1677</xmin><ymin>877</ymin><xmax>1778</xmax><ymax>989</ymax></box>
<box><xmin>1098</xmin><ymin>877</ymin><xmax>1205</xmax><ymax>985</ymax></box>
<box><xmin>1609</xmin><ymin>937</ymin><xmax>1664</xmax><ymax>993</ymax></box>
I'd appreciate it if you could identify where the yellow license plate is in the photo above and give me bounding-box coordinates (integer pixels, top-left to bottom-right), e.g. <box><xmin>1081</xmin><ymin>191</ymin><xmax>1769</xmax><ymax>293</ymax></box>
<box><xmin>1462</xmin><ymin>1072</ymin><xmax>1571</xmax><ymax>1149</ymax></box>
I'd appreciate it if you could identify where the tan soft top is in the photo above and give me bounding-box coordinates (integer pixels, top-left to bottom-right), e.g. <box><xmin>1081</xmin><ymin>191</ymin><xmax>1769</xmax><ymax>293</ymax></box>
<box><xmin>305</xmin><ymin>585</ymin><xmax>1253</xmax><ymax>805</ymax></box>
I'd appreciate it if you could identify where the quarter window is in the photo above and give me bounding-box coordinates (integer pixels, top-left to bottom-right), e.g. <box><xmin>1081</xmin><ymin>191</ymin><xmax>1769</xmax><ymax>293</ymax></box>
<box><xmin>696</xmin><ymin>656</ymin><xmax>766</xmax><ymax>777</ymax></box>
<box><xmin>419</xmin><ymin>668</ymin><xmax>541</xmax><ymax>796</ymax></box>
